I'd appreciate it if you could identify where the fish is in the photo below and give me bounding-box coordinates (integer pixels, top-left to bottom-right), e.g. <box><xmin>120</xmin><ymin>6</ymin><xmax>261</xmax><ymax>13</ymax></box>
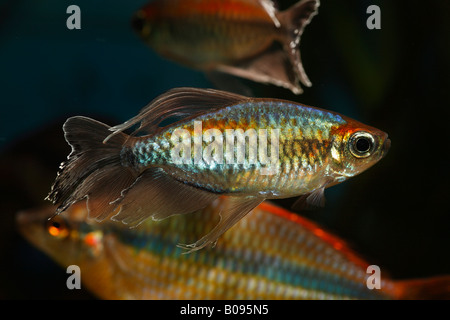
<box><xmin>131</xmin><ymin>0</ymin><xmax>320</xmax><ymax>94</ymax></box>
<box><xmin>17</xmin><ymin>199</ymin><xmax>450</xmax><ymax>299</ymax></box>
<box><xmin>46</xmin><ymin>87</ymin><xmax>390</xmax><ymax>252</ymax></box>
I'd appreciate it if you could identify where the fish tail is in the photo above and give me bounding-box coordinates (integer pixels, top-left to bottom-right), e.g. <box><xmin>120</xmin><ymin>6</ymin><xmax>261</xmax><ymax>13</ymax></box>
<box><xmin>277</xmin><ymin>0</ymin><xmax>320</xmax><ymax>88</ymax></box>
<box><xmin>46</xmin><ymin>116</ymin><xmax>137</xmax><ymax>221</ymax></box>
<box><xmin>393</xmin><ymin>275</ymin><xmax>450</xmax><ymax>300</ymax></box>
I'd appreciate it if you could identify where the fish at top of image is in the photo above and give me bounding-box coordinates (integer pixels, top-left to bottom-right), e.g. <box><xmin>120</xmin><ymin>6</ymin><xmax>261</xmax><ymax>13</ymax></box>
<box><xmin>131</xmin><ymin>0</ymin><xmax>320</xmax><ymax>94</ymax></box>
<box><xmin>46</xmin><ymin>87</ymin><xmax>390</xmax><ymax>252</ymax></box>
<box><xmin>17</xmin><ymin>199</ymin><xmax>450</xmax><ymax>299</ymax></box>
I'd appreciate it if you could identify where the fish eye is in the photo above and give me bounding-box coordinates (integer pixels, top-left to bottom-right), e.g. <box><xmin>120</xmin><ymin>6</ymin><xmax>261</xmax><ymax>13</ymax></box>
<box><xmin>349</xmin><ymin>132</ymin><xmax>375</xmax><ymax>158</ymax></box>
<box><xmin>45</xmin><ymin>216</ymin><xmax>69</xmax><ymax>239</ymax></box>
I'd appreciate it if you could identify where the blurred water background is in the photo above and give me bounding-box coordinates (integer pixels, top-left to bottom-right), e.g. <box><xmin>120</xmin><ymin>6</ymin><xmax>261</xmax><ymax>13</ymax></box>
<box><xmin>1</xmin><ymin>0</ymin><xmax>449</xmax><ymax>299</ymax></box>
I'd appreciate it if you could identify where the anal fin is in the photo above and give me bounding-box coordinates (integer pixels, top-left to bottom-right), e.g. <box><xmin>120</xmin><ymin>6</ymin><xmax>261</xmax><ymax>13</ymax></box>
<box><xmin>111</xmin><ymin>168</ymin><xmax>219</xmax><ymax>226</ymax></box>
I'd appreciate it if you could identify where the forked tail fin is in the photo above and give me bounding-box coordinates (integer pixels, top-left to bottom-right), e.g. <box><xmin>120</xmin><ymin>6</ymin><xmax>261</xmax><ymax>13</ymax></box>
<box><xmin>277</xmin><ymin>0</ymin><xmax>320</xmax><ymax>89</ymax></box>
<box><xmin>215</xmin><ymin>0</ymin><xmax>319</xmax><ymax>95</ymax></box>
<box><xmin>393</xmin><ymin>275</ymin><xmax>450</xmax><ymax>300</ymax></box>
<box><xmin>46</xmin><ymin>116</ymin><xmax>137</xmax><ymax>221</ymax></box>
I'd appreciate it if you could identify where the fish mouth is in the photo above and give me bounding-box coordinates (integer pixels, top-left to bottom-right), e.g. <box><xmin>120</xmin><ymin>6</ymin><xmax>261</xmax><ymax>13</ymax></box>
<box><xmin>16</xmin><ymin>209</ymin><xmax>39</xmax><ymax>229</ymax></box>
<box><xmin>15</xmin><ymin>209</ymin><xmax>38</xmax><ymax>241</ymax></box>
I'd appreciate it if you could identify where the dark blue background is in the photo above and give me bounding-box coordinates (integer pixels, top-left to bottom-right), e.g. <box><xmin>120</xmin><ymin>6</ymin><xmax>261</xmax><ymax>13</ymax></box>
<box><xmin>1</xmin><ymin>0</ymin><xmax>449</xmax><ymax>299</ymax></box>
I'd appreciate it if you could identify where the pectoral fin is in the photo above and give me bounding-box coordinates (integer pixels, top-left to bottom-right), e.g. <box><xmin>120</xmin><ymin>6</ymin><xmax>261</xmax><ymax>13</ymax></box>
<box><xmin>291</xmin><ymin>186</ymin><xmax>326</xmax><ymax>211</ymax></box>
<box><xmin>216</xmin><ymin>44</ymin><xmax>304</xmax><ymax>94</ymax></box>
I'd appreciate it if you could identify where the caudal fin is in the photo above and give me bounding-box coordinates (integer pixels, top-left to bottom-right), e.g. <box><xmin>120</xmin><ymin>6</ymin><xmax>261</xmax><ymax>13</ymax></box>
<box><xmin>277</xmin><ymin>0</ymin><xmax>320</xmax><ymax>89</ymax></box>
<box><xmin>46</xmin><ymin>116</ymin><xmax>137</xmax><ymax>221</ymax></box>
<box><xmin>215</xmin><ymin>0</ymin><xmax>319</xmax><ymax>95</ymax></box>
<box><xmin>394</xmin><ymin>275</ymin><xmax>450</xmax><ymax>300</ymax></box>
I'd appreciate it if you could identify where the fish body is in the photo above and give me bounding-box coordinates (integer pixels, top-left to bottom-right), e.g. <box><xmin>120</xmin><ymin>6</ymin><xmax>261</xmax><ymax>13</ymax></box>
<box><xmin>130</xmin><ymin>100</ymin><xmax>370</xmax><ymax>198</ymax></box>
<box><xmin>132</xmin><ymin>0</ymin><xmax>321</xmax><ymax>94</ymax></box>
<box><xmin>17</xmin><ymin>200</ymin><xmax>449</xmax><ymax>300</ymax></box>
<box><xmin>47</xmin><ymin>88</ymin><xmax>390</xmax><ymax>251</ymax></box>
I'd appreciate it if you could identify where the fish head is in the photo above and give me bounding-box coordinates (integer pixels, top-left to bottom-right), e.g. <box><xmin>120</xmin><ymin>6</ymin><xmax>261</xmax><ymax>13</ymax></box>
<box><xmin>327</xmin><ymin>119</ymin><xmax>390</xmax><ymax>183</ymax></box>
<box><xmin>16</xmin><ymin>203</ymin><xmax>105</xmax><ymax>268</ymax></box>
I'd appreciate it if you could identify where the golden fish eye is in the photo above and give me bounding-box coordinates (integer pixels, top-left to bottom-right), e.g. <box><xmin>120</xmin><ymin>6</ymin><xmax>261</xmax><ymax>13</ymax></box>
<box><xmin>349</xmin><ymin>132</ymin><xmax>375</xmax><ymax>158</ymax></box>
<box><xmin>45</xmin><ymin>217</ymin><xmax>69</xmax><ymax>239</ymax></box>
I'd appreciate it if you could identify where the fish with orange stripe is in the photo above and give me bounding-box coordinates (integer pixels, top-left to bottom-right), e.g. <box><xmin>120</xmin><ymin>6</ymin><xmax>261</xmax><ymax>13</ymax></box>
<box><xmin>46</xmin><ymin>87</ymin><xmax>390</xmax><ymax>252</ymax></box>
<box><xmin>17</xmin><ymin>199</ymin><xmax>450</xmax><ymax>299</ymax></box>
<box><xmin>132</xmin><ymin>0</ymin><xmax>320</xmax><ymax>94</ymax></box>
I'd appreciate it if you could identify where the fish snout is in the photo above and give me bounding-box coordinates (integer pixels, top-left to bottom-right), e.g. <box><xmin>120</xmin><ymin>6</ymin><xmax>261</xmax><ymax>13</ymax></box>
<box><xmin>16</xmin><ymin>206</ymin><xmax>57</xmax><ymax>230</ymax></box>
<box><xmin>16</xmin><ymin>210</ymin><xmax>30</xmax><ymax>226</ymax></box>
<box><xmin>15</xmin><ymin>209</ymin><xmax>39</xmax><ymax>237</ymax></box>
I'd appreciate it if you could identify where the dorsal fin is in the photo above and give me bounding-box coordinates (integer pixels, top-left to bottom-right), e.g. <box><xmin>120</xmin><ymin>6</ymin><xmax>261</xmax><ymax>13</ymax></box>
<box><xmin>104</xmin><ymin>87</ymin><xmax>248</xmax><ymax>143</ymax></box>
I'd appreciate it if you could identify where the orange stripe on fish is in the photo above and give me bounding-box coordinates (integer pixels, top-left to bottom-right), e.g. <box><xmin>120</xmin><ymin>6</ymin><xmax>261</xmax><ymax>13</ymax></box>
<box><xmin>259</xmin><ymin>201</ymin><xmax>370</xmax><ymax>270</ymax></box>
